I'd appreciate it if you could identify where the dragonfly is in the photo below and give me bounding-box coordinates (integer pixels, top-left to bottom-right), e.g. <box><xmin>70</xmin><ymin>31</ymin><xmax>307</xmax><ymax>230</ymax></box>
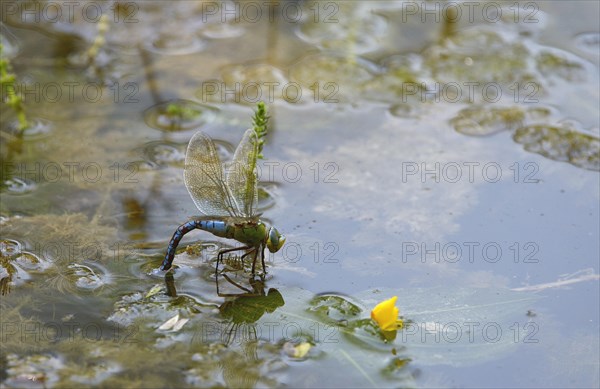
<box><xmin>160</xmin><ymin>129</ymin><xmax>285</xmax><ymax>274</ymax></box>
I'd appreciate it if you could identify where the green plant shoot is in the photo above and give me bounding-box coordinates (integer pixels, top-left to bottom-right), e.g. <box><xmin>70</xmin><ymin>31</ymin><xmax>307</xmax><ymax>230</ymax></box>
<box><xmin>85</xmin><ymin>14</ymin><xmax>109</xmax><ymax>66</ymax></box>
<box><xmin>244</xmin><ymin>102</ymin><xmax>270</xmax><ymax>203</ymax></box>
<box><xmin>0</xmin><ymin>44</ymin><xmax>28</xmax><ymax>133</ymax></box>
<box><xmin>251</xmin><ymin>101</ymin><xmax>269</xmax><ymax>160</ymax></box>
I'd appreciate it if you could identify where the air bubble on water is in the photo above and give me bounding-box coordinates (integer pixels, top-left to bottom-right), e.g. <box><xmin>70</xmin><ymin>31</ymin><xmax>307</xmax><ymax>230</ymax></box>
<box><xmin>142</xmin><ymin>142</ymin><xmax>186</xmax><ymax>167</ymax></box>
<box><xmin>2</xmin><ymin>177</ymin><xmax>37</xmax><ymax>195</ymax></box>
<box><xmin>574</xmin><ymin>32</ymin><xmax>600</xmax><ymax>56</ymax></box>
<box><xmin>146</xmin><ymin>33</ymin><xmax>206</xmax><ymax>55</ymax></box>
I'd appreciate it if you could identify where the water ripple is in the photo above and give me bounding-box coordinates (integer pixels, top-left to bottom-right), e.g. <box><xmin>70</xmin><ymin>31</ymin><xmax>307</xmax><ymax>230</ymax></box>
<box><xmin>144</xmin><ymin>100</ymin><xmax>218</xmax><ymax>132</ymax></box>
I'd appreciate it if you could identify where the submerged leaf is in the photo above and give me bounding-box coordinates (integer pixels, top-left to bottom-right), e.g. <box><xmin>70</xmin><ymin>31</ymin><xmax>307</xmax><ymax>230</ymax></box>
<box><xmin>145</xmin><ymin>284</ymin><xmax>163</xmax><ymax>299</ymax></box>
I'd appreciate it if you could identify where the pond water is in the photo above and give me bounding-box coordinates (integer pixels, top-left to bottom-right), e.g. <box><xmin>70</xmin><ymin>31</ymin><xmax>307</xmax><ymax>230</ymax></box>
<box><xmin>1</xmin><ymin>1</ymin><xmax>599</xmax><ymax>388</ymax></box>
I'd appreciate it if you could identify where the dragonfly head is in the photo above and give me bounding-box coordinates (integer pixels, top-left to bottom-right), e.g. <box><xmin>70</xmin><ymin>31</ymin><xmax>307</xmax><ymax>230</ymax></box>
<box><xmin>266</xmin><ymin>226</ymin><xmax>285</xmax><ymax>253</ymax></box>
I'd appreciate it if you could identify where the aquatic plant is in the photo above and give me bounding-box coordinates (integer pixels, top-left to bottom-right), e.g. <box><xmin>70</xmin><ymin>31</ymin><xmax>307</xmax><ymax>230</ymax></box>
<box><xmin>0</xmin><ymin>43</ymin><xmax>27</xmax><ymax>133</ymax></box>
<box><xmin>85</xmin><ymin>14</ymin><xmax>110</xmax><ymax>67</ymax></box>
<box><xmin>251</xmin><ymin>101</ymin><xmax>269</xmax><ymax>160</ymax></box>
<box><xmin>371</xmin><ymin>295</ymin><xmax>403</xmax><ymax>331</ymax></box>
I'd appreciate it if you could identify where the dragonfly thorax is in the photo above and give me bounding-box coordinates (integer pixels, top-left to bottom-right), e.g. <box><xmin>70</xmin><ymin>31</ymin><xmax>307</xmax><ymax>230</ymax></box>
<box><xmin>226</xmin><ymin>220</ymin><xmax>285</xmax><ymax>253</ymax></box>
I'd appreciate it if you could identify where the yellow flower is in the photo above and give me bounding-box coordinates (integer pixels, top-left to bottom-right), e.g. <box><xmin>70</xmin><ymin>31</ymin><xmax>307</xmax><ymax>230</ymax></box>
<box><xmin>283</xmin><ymin>342</ymin><xmax>312</xmax><ymax>359</ymax></box>
<box><xmin>371</xmin><ymin>296</ymin><xmax>402</xmax><ymax>331</ymax></box>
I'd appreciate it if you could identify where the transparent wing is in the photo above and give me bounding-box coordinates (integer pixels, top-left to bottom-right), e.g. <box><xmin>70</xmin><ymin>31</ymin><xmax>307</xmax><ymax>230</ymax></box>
<box><xmin>225</xmin><ymin>128</ymin><xmax>259</xmax><ymax>218</ymax></box>
<box><xmin>184</xmin><ymin>132</ymin><xmax>240</xmax><ymax>217</ymax></box>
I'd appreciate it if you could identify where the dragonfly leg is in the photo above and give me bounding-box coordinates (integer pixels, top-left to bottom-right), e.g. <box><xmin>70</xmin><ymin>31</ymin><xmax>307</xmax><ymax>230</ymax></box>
<box><xmin>216</xmin><ymin>246</ymin><xmax>251</xmax><ymax>278</ymax></box>
<box><xmin>240</xmin><ymin>247</ymin><xmax>257</xmax><ymax>267</ymax></box>
<box><xmin>249</xmin><ymin>245</ymin><xmax>267</xmax><ymax>275</ymax></box>
<box><xmin>260</xmin><ymin>246</ymin><xmax>267</xmax><ymax>275</ymax></box>
<box><xmin>250</xmin><ymin>248</ymin><xmax>260</xmax><ymax>275</ymax></box>
<box><xmin>220</xmin><ymin>273</ymin><xmax>253</xmax><ymax>294</ymax></box>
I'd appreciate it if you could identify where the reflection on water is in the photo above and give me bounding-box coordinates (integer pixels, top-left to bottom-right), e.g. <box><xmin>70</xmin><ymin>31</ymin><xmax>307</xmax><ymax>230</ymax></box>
<box><xmin>1</xmin><ymin>1</ymin><xmax>599</xmax><ymax>388</ymax></box>
<box><xmin>216</xmin><ymin>275</ymin><xmax>285</xmax><ymax>344</ymax></box>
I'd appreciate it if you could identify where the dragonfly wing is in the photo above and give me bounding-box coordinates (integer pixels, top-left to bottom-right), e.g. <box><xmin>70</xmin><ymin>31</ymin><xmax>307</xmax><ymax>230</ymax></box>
<box><xmin>226</xmin><ymin>128</ymin><xmax>259</xmax><ymax>217</ymax></box>
<box><xmin>184</xmin><ymin>132</ymin><xmax>239</xmax><ymax>217</ymax></box>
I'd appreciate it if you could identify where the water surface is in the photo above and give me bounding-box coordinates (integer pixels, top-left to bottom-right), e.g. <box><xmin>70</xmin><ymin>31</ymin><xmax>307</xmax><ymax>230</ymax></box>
<box><xmin>1</xmin><ymin>1</ymin><xmax>599</xmax><ymax>388</ymax></box>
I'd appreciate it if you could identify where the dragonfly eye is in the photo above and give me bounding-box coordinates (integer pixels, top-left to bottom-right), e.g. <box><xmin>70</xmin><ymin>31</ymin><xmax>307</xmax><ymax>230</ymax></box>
<box><xmin>267</xmin><ymin>227</ymin><xmax>285</xmax><ymax>253</ymax></box>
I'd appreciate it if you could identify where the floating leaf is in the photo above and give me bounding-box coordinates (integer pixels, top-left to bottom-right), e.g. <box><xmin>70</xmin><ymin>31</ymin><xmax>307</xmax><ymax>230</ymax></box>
<box><xmin>513</xmin><ymin>124</ymin><xmax>600</xmax><ymax>171</ymax></box>
<box><xmin>536</xmin><ymin>51</ymin><xmax>586</xmax><ymax>81</ymax></box>
<box><xmin>450</xmin><ymin>105</ymin><xmax>551</xmax><ymax>136</ymax></box>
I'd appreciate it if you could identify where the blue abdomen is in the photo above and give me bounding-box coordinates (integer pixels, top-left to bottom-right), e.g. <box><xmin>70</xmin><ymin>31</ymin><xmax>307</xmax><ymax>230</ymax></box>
<box><xmin>161</xmin><ymin>220</ymin><xmax>231</xmax><ymax>271</ymax></box>
<box><xmin>197</xmin><ymin>220</ymin><xmax>229</xmax><ymax>237</ymax></box>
